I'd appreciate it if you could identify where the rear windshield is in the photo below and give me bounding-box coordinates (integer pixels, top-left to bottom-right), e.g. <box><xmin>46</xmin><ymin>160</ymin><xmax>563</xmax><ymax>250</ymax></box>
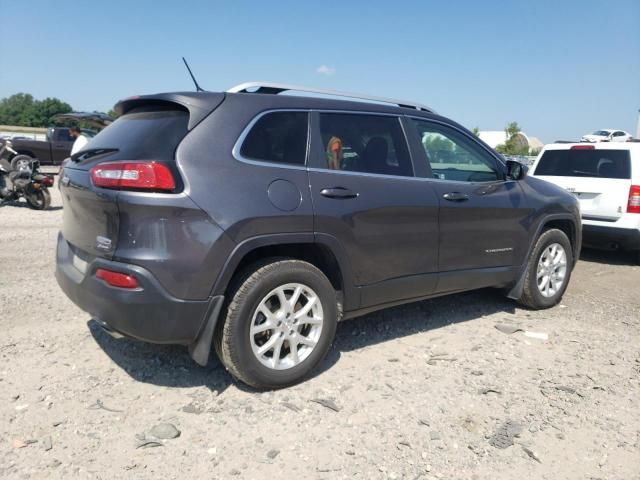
<box><xmin>77</xmin><ymin>106</ymin><xmax>188</xmax><ymax>161</ymax></box>
<box><xmin>534</xmin><ymin>149</ymin><xmax>631</xmax><ymax>179</ymax></box>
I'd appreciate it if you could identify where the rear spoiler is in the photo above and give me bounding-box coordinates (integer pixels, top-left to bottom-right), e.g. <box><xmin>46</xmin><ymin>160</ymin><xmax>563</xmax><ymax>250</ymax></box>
<box><xmin>114</xmin><ymin>92</ymin><xmax>225</xmax><ymax>130</ymax></box>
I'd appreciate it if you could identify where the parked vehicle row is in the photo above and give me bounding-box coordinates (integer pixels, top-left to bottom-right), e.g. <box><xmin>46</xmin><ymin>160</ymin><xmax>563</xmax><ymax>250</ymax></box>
<box><xmin>55</xmin><ymin>82</ymin><xmax>581</xmax><ymax>389</ymax></box>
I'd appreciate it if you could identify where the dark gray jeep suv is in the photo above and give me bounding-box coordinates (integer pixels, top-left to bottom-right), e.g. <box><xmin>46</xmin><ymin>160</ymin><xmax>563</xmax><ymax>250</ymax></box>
<box><xmin>56</xmin><ymin>82</ymin><xmax>581</xmax><ymax>389</ymax></box>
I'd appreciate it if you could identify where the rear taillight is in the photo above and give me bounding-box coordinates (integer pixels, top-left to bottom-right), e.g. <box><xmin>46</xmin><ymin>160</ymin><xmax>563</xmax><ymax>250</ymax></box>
<box><xmin>90</xmin><ymin>161</ymin><xmax>175</xmax><ymax>191</ymax></box>
<box><xmin>628</xmin><ymin>185</ymin><xmax>640</xmax><ymax>214</ymax></box>
<box><xmin>571</xmin><ymin>145</ymin><xmax>595</xmax><ymax>150</ymax></box>
<box><xmin>95</xmin><ymin>268</ymin><xmax>139</xmax><ymax>289</ymax></box>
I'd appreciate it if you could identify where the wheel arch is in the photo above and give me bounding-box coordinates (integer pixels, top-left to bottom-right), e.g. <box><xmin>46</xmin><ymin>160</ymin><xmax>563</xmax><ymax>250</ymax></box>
<box><xmin>211</xmin><ymin>233</ymin><xmax>359</xmax><ymax>311</ymax></box>
<box><xmin>507</xmin><ymin>214</ymin><xmax>580</xmax><ymax>300</ymax></box>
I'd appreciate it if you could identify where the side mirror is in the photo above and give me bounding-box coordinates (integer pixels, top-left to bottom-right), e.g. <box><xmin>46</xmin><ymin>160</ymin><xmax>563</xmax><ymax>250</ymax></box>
<box><xmin>506</xmin><ymin>159</ymin><xmax>527</xmax><ymax>180</ymax></box>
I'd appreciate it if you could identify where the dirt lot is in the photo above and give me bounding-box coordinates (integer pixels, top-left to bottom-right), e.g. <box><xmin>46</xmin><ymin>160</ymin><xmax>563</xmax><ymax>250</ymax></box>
<box><xmin>1</xmin><ymin>187</ymin><xmax>639</xmax><ymax>480</ymax></box>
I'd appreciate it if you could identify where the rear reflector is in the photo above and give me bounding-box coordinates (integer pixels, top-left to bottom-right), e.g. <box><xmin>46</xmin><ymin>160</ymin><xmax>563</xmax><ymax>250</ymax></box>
<box><xmin>571</xmin><ymin>145</ymin><xmax>595</xmax><ymax>150</ymax></box>
<box><xmin>90</xmin><ymin>161</ymin><xmax>175</xmax><ymax>191</ymax></box>
<box><xmin>96</xmin><ymin>268</ymin><xmax>140</xmax><ymax>289</ymax></box>
<box><xmin>628</xmin><ymin>185</ymin><xmax>640</xmax><ymax>214</ymax></box>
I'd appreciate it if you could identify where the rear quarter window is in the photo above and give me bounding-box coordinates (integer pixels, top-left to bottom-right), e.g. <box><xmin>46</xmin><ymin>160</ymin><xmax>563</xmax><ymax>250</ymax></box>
<box><xmin>79</xmin><ymin>106</ymin><xmax>189</xmax><ymax>161</ymax></box>
<box><xmin>535</xmin><ymin>149</ymin><xmax>631</xmax><ymax>179</ymax></box>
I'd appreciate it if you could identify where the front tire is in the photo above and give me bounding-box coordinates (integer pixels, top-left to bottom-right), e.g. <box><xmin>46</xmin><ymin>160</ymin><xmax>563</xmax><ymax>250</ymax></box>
<box><xmin>215</xmin><ymin>260</ymin><xmax>338</xmax><ymax>389</ymax></box>
<box><xmin>26</xmin><ymin>189</ymin><xmax>51</xmax><ymax>210</ymax></box>
<box><xmin>518</xmin><ymin>228</ymin><xmax>573</xmax><ymax>309</ymax></box>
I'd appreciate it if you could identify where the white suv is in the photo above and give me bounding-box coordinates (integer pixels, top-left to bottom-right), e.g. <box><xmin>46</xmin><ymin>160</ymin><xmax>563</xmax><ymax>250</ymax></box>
<box><xmin>531</xmin><ymin>143</ymin><xmax>640</xmax><ymax>263</ymax></box>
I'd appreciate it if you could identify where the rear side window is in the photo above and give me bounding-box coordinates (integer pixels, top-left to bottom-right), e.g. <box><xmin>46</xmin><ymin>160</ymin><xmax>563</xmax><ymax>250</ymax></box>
<box><xmin>80</xmin><ymin>106</ymin><xmax>188</xmax><ymax>161</ymax></box>
<box><xmin>240</xmin><ymin>111</ymin><xmax>308</xmax><ymax>165</ymax></box>
<box><xmin>318</xmin><ymin>113</ymin><xmax>413</xmax><ymax>177</ymax></box>
<box><xmin>535</xmin><ymin>149</ymin><xmax>631</xmax><ymax>179</ymax></box>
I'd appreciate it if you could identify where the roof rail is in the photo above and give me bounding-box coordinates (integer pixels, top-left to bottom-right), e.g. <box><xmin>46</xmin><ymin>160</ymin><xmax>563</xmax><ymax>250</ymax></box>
<box><xmin>227</xmin><ymin>82</ymin><xmax>435</xmax><ymax>113</ymax></box>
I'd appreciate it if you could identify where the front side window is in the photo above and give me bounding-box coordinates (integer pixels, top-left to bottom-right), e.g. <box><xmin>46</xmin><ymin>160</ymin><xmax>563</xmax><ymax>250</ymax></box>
<box><xmin>240</xmin><ymin>111</ymin><xmax>308</xmax><ymax>165</ymax></box>
<box><xmin>411</xmin><ymin>119</ymin><xmax>500</xmax><ymax>182</ymax></box>
<box><xmin>318</xmin><ymin>113</ymin><xmax>413</xmax><ymax>177</ymax></box>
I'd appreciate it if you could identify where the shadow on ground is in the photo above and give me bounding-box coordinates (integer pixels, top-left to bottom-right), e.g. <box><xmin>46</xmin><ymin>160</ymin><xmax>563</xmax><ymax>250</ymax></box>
<box><xmin>580</xmin><ymin>247</ymin><xmax>638</xmax><ymax>266</ymax></box>
<box><xmin>89</xmin><ymin>287</ymin><xmax>516</xmax><ymax>391</ymax></box>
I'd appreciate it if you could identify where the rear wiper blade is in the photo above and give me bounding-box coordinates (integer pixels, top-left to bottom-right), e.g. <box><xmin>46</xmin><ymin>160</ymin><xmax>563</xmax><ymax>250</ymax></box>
<box><xmin>71</xmin><ymin>148</ymin><xmax>119</xmax><ymax>162</ymax></box>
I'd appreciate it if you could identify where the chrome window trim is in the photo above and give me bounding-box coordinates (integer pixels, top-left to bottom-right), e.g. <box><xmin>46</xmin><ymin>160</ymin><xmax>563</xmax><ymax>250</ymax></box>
<box><xmin>231</xmin><ymin>109</ymin><xmax>310</xmax><ymax>171</ymax></box>
<box><xmin>308</xmin><ymin>167</ymin><xmax>433</xmax><ymax>182</ymax></box>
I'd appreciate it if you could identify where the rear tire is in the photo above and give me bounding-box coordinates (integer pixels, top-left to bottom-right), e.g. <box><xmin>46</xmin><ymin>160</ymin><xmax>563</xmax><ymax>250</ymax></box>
<box><xmin>26</xmin><ymin>189</ymin><xmax>50</xmax><ymax>210</ymax></box>
<box><xmin>518</xmin><ymin>228</ymin><xmax>573</xmax><ymax>309</ymax></box>
<box><xmin>215</xmin><ymin>259</ymin><xmax>338</xmax><ymax>389</ymax></box>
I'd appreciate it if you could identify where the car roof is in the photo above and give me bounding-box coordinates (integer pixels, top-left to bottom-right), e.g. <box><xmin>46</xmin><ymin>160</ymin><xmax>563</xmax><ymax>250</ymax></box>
<box><xmin>543</xmin><ymin>142</ymin><xmax>640</xmax><ymax>151</ymax></box>
<box><xmin>115</xmin><ymin>90</ymin><xmax>452</xmax><ymax>127</ymax></box>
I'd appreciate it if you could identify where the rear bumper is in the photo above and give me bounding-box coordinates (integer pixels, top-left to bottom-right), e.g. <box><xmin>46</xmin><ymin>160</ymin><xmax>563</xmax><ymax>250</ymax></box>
<box><xmin>55</xmin><ymin>232</ymin><xmax>222</xmax><ymax>345</ymax></box>
<box><xmin>582</xmin><ymin>224</ymin><xmax>640</xmax><ymax>251</ymax></box>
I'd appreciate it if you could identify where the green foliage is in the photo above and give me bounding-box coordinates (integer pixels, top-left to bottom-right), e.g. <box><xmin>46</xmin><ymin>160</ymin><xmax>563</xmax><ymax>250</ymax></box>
<box><xmin>471</xmin><ymin>127</ymin><xmax>480</xmax><ymax>137</ymax></box>
<box><xmin>495</xmin><ymin>121</ymin><xmax>531</xmax><ymax>156</ymax></box>
<box><xmin>0</xmin><ymin>93</ymin><xmax>72</xmax><ymax>127</ymax></box>
<box><xmin>107</xmin><ymin>109</ymin><xmax>119</xmax><ymax>119</ymax></box>
<box><xmin>505</xmin><ymin>121</ymin><xmax>521</xmax><ymax>139</ymax></box>
<box><xmin>422</xmin><ymin>133</ymin><xmax>455</xmax><ymax>152</ymax></box>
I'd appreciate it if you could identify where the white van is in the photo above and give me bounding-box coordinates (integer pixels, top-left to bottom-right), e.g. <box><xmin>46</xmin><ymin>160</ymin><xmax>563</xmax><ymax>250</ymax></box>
<box><xmin>531</xmin><ymin>143</ymin><xmax>640</xmax><ymax>263</ymax></box>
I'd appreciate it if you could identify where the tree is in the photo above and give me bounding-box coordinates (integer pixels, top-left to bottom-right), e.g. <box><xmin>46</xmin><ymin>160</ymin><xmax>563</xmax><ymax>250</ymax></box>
<box><xmin>0</xmin><ymin>93</ymin><xmax>72</xmax><ymax>127</ymax></box>
<box><xmin>0</xmin><ymin>93</ymin><xmax>35</xmax><ymax>126</ymax></box>
<box><xmin>471</xmin><ymin>127</ymin><xmax>480</xmax><ymax>137</ymax></box>
<box><xmin>30</xmin><ymin>97</ymin><xmax>72</xmax><ymax>127</ymax></box>
<box><xmin>107</xmin><ymin>108</ymin><xmax>120</xmax><ymax>119</ymax></box>
<box><xmin>495</xmin><ymin>121</ymin><xmax>530</xmax><ymax>156</ymax></box>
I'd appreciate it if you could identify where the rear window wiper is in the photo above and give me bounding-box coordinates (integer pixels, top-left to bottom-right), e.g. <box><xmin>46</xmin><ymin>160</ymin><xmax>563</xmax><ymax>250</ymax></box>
<box><xmin>71</xmin><ymin>148</ymin><xmax>119</xmax><ymax>162</ymax></box>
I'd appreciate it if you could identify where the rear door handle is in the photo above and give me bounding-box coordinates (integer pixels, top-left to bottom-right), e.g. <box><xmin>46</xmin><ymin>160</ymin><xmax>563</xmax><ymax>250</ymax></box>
<box><xmin>443</xmin><ymin>192</ymin><xmax>469</xmax><ymax>202</ymax></box>
<box><xmin>320</xmin><ymin>187</ymin><xmax>359</xmax><ymax>199</ymax></box>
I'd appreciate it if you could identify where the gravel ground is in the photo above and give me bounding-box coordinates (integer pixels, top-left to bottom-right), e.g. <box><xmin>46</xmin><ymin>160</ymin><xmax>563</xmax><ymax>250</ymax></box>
<box><xmin>1</xmin><ymin>187</ymin><xmax>639</xmax><ymax>480</ymax></box>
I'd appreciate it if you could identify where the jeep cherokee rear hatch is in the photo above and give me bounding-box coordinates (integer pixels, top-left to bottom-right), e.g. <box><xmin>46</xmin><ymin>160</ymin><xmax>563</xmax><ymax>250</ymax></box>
<box><xmin>59</xmin><ymin>92</ymin><xmax>224</xmax><ymax>260</ymax></box>
<box><xmin>534</xmin><ymin>146</ymin><xmax>632</xmax><ymax>221</ymax></box>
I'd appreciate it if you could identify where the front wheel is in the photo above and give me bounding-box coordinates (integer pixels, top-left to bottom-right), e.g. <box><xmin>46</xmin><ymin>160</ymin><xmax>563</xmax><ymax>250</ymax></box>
<box><xmin>215</xmin><ymin>260</ymin><xmax>338</xmax><ymax>389</ymax></box>
<box><xmin>26</xmin><ymin>189</ymin><xmax>51</xmax><ymax>210</ymax></box>
<box><xmin>518</xmin><ymin>228</ymin><xmax>573</xmax><ymax>309</ymax></box>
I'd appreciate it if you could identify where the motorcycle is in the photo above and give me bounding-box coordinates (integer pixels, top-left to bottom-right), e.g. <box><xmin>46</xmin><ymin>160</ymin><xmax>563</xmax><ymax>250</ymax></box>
<box><xmin>0</xmin><ymin>139</ymin><xmax>54</xmax><ymax>210</ymax></box>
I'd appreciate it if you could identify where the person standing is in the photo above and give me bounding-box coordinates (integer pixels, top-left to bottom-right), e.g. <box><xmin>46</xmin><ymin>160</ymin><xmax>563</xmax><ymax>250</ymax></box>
<box><xmin>69</xmin><ymin>126</ymin><xmax>88</xmax><ymax>155</ymax></box>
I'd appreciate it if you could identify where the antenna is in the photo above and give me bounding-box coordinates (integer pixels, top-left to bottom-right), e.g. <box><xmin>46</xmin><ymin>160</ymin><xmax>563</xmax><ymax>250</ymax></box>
<box><xmin>182</xmin><ymin>57</ymin><xmax>204</xmax><ymax>92</ymax></box>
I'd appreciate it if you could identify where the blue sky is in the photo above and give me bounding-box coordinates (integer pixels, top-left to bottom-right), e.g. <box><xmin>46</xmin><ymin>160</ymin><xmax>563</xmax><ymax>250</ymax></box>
<box><xmin>1</xmin><ymin>0</ymin><xmax>638</xmax><ymax>142</ymax></box>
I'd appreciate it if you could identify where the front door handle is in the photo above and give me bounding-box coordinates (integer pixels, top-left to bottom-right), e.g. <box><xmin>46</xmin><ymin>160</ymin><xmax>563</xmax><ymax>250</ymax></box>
<box><xmin>320</xmin><ymin>187</ymin><xmax>359</xmax><ymax>199</ymax></box>
<box><xmin>443</xmin><ymin>192</ymin><xmax>469</xmax><ymax>202</ymax></box>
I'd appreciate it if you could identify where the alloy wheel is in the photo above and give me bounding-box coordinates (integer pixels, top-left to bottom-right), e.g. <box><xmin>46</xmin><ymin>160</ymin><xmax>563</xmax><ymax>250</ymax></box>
<box><xmin>249</xmin><ymin>283</ymin><xmax>323</xmax><ymax>370</ymax></box>
<box><xmin>536</xmin><ymin>243</ymin><xmax>567</xmax><ymax>298</ymax></box>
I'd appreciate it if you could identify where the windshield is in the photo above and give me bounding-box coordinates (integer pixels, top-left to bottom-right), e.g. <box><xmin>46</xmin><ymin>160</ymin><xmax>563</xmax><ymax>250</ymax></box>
<box><xmin>592</xmin><ymin>130</ymin><xmax>611</xmax><ymax>136</ymax></box>
<box><xmin>535</xmin><ymin>149</ymin><xmax>631</xmax><ymax>179</ymax></box>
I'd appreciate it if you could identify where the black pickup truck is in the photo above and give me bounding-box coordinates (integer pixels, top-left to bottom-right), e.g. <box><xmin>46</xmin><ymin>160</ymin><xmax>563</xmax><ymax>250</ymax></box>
<box><xmin>10</xmin><ymin>127</ymin><xmax>80</xmax><ymax>166</ymax></box>
<box><xmin>9</xmin><ymin>112</ymin><xmax>112</xmax><ymax>166</ymax></box>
